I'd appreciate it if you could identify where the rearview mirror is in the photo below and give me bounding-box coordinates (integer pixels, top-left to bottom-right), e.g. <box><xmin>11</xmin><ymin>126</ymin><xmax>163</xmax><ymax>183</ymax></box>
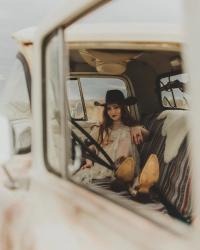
<box><xmin>0</xmin><ymin>115</ymin><xmax>14</xmax><ymax>165</ymax></box>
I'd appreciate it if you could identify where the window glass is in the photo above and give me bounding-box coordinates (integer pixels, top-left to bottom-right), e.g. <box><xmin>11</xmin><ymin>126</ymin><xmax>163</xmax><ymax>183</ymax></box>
<box><xmin>0</xmin><ymin>58</ymin><xmax>30</xmax><ymax>120</ymax></box>
<box><xmin>0</xmin><ymin>58</ymin><xmax>31</xmax><ymax>153</ymax></box>
<box><xmin>159</xmin><ymin>73</ymin><xmax>189</xmax><ymax>109</ymax></box>
<box><xmin>66</xmin><ymin>79</ymin><xmax>85</xmax><ymax>120</ymax></box>
<box><xmin>45</xmin><ymin>33</ymin><xmax>62</xmax><ymax>174</ymax></box>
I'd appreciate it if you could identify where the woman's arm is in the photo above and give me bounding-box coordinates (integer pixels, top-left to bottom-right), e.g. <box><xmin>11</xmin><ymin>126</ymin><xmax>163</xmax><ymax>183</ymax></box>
<box><xmin>130</xmin><ymin>125</ymin><xmax>149</xmax><ymax>145</ymax></box>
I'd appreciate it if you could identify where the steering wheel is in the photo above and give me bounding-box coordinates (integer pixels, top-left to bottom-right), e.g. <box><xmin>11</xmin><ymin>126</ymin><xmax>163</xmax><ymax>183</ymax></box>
<box><xmin>71</xmin><ymin>119</ymin><xmax>115</xmax><ymax>171</ymax></box>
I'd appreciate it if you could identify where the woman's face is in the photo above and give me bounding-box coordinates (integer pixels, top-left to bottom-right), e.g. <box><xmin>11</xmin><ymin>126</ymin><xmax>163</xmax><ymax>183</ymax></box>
<box><xmin>107</xmin><ymin>104</ymin><xmax>122</xmax><ymax>122</ymax></box>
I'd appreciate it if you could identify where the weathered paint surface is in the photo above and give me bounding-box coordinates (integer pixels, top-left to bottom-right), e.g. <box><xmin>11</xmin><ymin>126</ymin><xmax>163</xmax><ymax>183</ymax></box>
<box><xmin>0</xmin><ymin>154</ymin><xmax>191</xmax><ymax>249</ymax></box>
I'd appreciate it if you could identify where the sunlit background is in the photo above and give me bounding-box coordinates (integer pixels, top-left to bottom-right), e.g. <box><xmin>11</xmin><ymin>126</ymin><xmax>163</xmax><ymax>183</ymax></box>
<box><xmin>0</xmin><ymin>0</ymin><xmax>64</xmax><ymax>91</ymax></box>
<box><xmin>0</xmin><ymin>0</ymin><xmax>184</xmax><ymax>92</ymax></box>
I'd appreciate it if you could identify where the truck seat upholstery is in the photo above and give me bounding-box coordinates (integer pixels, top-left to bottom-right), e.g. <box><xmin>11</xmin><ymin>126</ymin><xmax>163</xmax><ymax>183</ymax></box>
<box><xmin>140</xmin><ymin>112</ymin><xmax>192</xmax><ymax>223</ymax></box>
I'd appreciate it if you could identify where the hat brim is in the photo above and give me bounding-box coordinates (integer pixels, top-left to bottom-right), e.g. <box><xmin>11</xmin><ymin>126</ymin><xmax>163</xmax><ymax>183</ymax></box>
<box><xmin>94</xmin><ymin>96</ymin><xmax>137</xmax><ymax>107</ymax></box>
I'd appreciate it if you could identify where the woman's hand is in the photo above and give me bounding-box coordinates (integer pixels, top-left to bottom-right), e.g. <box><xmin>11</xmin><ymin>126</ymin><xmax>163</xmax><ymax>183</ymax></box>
<box><xmin>131</xmin><ymin>126</ymin><xmax>149</xmax><ymax>145</ymax></box>
<box><xmin>82</xmin><ymin>159</ymin><xmax>93</xmax><ymax>169</ymax></box>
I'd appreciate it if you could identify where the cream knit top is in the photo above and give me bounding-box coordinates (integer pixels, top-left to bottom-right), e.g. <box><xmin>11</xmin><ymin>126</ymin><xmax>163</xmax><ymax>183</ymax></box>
<box><xmin>73</xmin><ymin>124</ymin><xmax>140</xmax><ymax>184</ymax></box>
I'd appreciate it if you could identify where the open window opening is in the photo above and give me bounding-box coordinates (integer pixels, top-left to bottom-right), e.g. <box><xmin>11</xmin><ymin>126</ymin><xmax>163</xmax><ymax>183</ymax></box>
<box><xmin>66</xmin><ymin>48</ymin><xmax>191</xmax><ymax>225</ymax></box>
<box><xmin>44</xmin><ymin>27</ymin><xmax>192</xmax><ymax>227</ymax></box>
<box><xmin>43</xmin><ymin>2</ymin><xmax>192</xmax><ymax>230</ymax></box>
<box><xmin>158</xmin><ymin>71</ymin><xmax>189</xmax><ymax>110</ymax></box>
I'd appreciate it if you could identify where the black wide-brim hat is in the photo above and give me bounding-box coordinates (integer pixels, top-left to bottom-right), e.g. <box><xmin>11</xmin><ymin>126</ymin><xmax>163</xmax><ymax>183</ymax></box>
<box><xmin>94</xmin><ymin>89</ymin><xmax>137</xmax><ymax>107</ymax></box>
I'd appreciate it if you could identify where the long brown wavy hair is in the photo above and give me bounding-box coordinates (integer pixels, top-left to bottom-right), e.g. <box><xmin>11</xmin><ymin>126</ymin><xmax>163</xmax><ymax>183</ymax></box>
<box><xmin>97</xmin><ymin>104</ymin><xmax>138</xmax><ymax>145</ymax></box>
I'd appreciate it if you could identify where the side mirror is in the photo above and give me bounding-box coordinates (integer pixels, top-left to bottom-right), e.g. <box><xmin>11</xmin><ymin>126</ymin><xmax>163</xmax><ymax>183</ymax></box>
<box><xmin>11</xmin><ymin>119</ymin><xmax>31</xmax><ymax>154</ymax></box>
<box><xmin>0</xmin><ymin>114</ymin><xmax>14</xmax><ymax>165</ymax></box>
<box><xmin>0</xmin><ymin>115</ymin><xmax>31</xmax><ymax>190</ymax></box>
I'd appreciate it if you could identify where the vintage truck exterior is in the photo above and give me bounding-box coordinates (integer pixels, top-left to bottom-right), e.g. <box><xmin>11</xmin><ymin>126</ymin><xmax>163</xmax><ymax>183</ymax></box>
<box><xmin>1</xmin><ymin>0</ymin><xmax>200</xmax><ymax>249</ymax></box>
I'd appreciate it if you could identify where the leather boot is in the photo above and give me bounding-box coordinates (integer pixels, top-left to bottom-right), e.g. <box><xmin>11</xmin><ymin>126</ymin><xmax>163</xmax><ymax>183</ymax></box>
<box><xmin>137</xmin><ymin>154</ymin><xmax>159</xmax><ymax>193</ymax></box>
<box><xmin>115</xmin><ymin>157</ymin><xmax>136</xmax><ymax>183</ymax></box>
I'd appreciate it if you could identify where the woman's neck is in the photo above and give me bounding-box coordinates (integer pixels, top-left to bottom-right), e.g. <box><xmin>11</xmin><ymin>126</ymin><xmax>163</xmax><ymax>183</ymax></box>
<box><xmin>112</xmin><ymin>120</ymin><xmax>123</xmax><ymax>129</ymax></box>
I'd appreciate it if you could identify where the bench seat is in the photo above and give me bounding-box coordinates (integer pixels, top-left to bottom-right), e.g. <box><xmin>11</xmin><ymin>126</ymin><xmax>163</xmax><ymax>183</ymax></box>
<box><xmin>140</xmin><ymin>112</ymin><xmax>192</xmax><ymax>223</ymax></box>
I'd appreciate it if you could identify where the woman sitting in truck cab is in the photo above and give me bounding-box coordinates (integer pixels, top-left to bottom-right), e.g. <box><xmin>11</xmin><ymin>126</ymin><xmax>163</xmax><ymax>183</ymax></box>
<box><xmin>73</xmin><ymin>89</ymin><xmax>159</xmax><ymax>195</ymax></box>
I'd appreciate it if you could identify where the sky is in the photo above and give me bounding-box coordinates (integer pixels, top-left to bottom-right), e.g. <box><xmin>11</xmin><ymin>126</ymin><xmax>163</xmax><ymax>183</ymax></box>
<box><xmin>0</xmin><ymin>0</ymin><xmax>64</xmax><ymax>91</ymax></box>
<box><xmin>0</xmin><ymin>0</ymin><xmax>183</xmax><ymax>92</ymax></box>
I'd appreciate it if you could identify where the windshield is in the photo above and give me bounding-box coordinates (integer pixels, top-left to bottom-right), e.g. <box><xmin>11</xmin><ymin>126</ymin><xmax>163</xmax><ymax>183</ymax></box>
<box><xmin>0</xmin><ymin>58</ymin><xmax>31</xmax><ymax>120</ymax></box>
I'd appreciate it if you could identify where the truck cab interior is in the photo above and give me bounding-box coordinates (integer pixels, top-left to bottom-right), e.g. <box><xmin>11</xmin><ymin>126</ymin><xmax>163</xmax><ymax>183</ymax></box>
<box><xmin>53</xmin><ymin>45</ymin><xmax>190</xmax><ymax>223</ymax></box>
